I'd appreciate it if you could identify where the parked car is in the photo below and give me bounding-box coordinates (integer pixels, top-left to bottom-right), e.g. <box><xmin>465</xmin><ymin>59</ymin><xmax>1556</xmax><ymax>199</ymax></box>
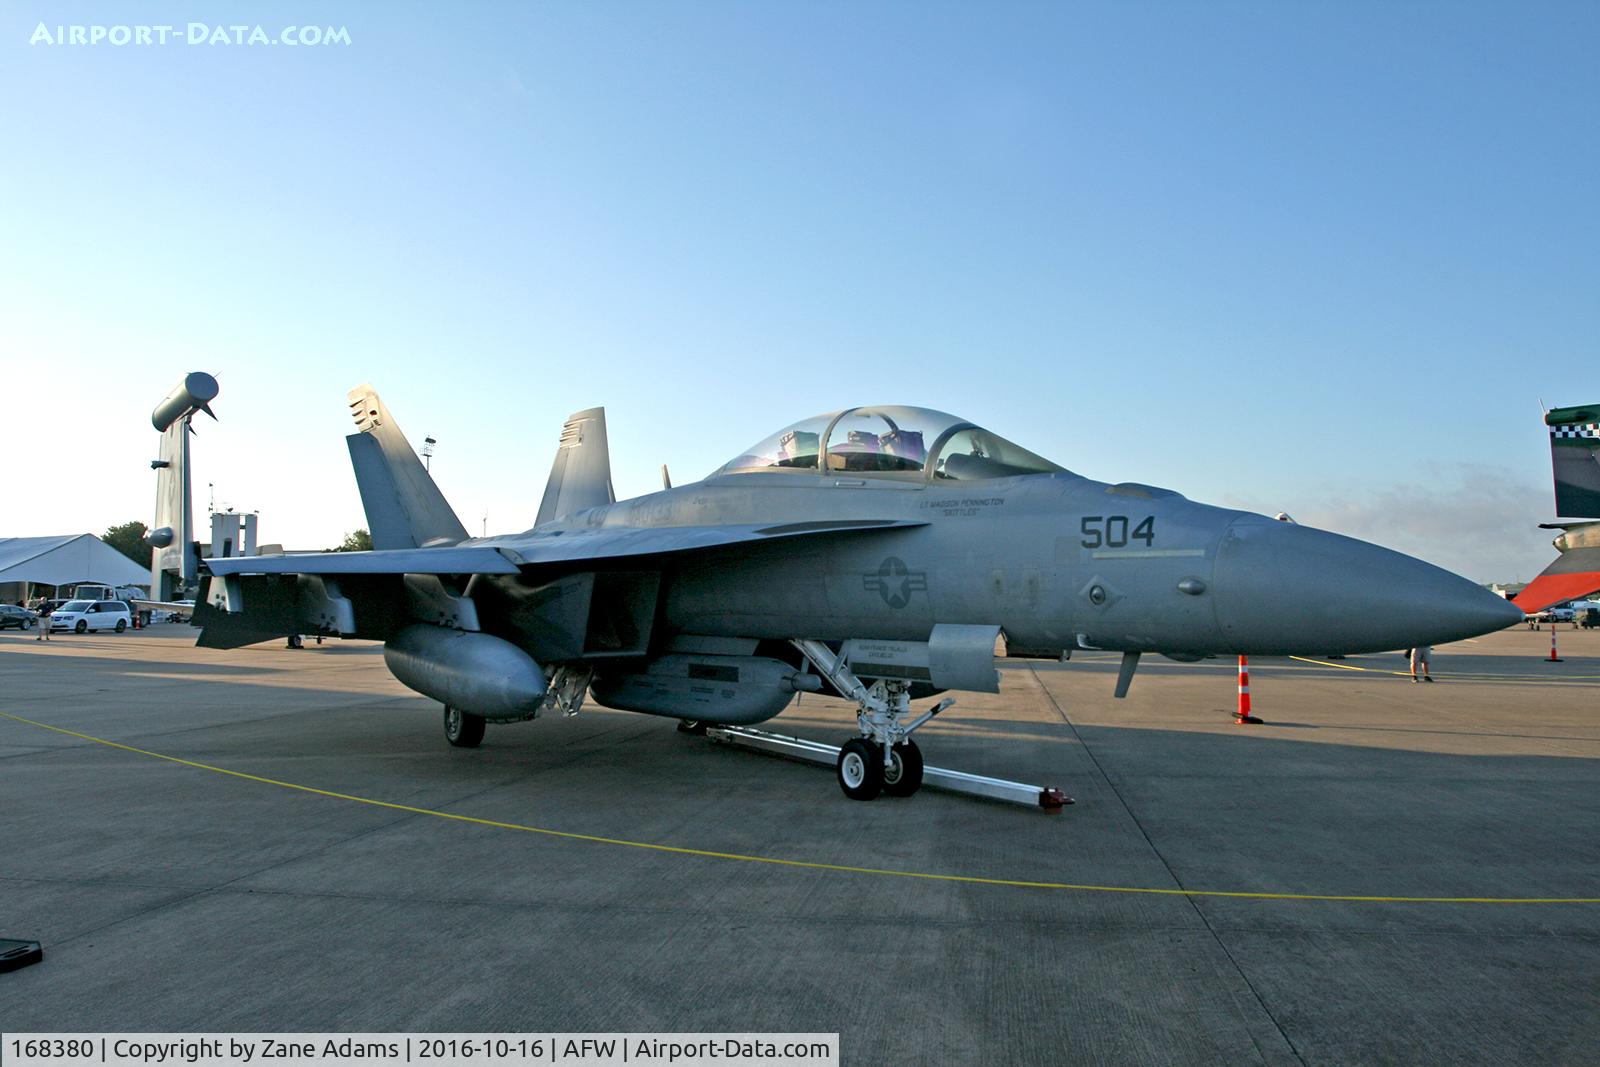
<box><xmin>1550</xmin><ymin>607</ymin><xmax>1576</xmax><ymax>623</ymax></box>
<box><xmin>161</xmin><ymin>600</ymin><xmax>195</xmax><ymax>623</ymax></box>
<box><xmin>48</xmin><ymin>599</ymin><xmax>133</xmax><ymax>634</ymax></box>
<box><xmin>0</xmin><ymin>605</ymin><xmax>38</xmax><ymax>630</ymax></box>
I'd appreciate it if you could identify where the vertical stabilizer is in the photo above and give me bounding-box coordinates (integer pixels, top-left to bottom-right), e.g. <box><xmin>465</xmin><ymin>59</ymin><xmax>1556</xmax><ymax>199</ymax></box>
<box><xmin>1514</xmin><ymin>403</ymin><xmax>1600</xmax><ymax>613</ymax></box>
<box><xmin>1547</xmin><ymin>404</ymin><xmax>1600</xmax><ymax>518</ymax></box>
<box><xmin>346</xmin><ymin>384</ymin><xmax>469</xmax><ymax>549</ymax></box>
<box><xmin>536</xmin><ymin>408</ymin><xmax>616</xmax><ymax>526</ymax></box>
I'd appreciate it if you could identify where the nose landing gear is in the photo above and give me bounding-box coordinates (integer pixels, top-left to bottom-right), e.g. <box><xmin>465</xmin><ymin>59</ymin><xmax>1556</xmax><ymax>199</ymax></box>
<box><xmin>838</xmin><ymin>737</ymin><xmax>924</xmax><ymax>800</ymax></box>
<box><xmin>836</xmin><ymin>738</ymin><xmax>882</xmax><ymax>800</ymax></box>
<box><xmin>791</xmin><ymin>639</ymin><xmax>952</xmax><ymax>802</ymax></box>
<box><xmin>882</xmin><ymin>740</ymin><xmax>924</xmax><ymax>797</ymax></box>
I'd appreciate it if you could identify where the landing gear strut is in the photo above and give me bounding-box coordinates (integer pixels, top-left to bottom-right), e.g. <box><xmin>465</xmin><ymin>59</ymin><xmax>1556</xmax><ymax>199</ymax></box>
<box><xmin>542</xmin><ymin>665</ymin><xmax>593</xmax><ymax>717</ymax></box>
<box><xmin>792</xmin><ymin>640</ymin><xmax>952</xmax><ymax>802</ymax></box>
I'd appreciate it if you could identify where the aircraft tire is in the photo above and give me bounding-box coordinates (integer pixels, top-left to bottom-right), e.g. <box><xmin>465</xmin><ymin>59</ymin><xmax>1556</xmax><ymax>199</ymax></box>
<box><xmin>676</xmin><ymin>720</ymin><xmax>708</xmax><ymax>735</ymax></box>
<box><xmin>882</xmin><ymin>740</ymin><xmax>924</xmax><ymax>797</ymax></box>
<box><xmin>837</xmin><ymin>738</ymin><xmax>883</xmax><ymax>801</ymax></box>
<box><xmin>444</xmin><ymin>706</ymin><xmax>486</xmax><ymax>748</ymax></box>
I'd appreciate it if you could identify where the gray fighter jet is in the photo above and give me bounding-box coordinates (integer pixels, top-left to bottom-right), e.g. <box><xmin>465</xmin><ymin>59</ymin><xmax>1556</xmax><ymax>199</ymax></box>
<box><xmin>196</xmin><ymin>386</ymin><xmax>1521</xmax><ymax>800</ymax></box>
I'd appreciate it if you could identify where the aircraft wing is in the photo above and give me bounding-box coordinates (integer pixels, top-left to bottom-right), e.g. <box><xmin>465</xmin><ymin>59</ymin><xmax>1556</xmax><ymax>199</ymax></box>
<box><xmin>205</xmin><ymin>546</ymin><xmax>521</xmax><ymax>577</ymax></box>
<box><xmin>203</xmin><ymin>519</ymin><xmax>927</xmax><ymax>577</ymax></box>
<box><xmin>194</xmin><ymin>518</ymin><xmax>929</xmax><ymax>649</ymax></box>
<box><xmin>504</xmin><ymin>518</ymin><xmax>927</xmax><ymax>566</ymax></box>
<box><xmin>1511</xmin><ymin>548</ymin><xmax>1600</xmax><ymax>615</ymax></box>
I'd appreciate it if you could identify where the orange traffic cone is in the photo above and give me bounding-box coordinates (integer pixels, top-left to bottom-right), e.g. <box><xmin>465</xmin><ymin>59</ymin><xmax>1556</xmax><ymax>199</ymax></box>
<box><xmin>1234</xmin><ymin>655</ymin><xmax>1263</xmax><ymax>724</ymax></box>
<box><xmin>1547</xmin><ymin>622</ymin><xmax>1563</xmax><ymax>663</ymax></box>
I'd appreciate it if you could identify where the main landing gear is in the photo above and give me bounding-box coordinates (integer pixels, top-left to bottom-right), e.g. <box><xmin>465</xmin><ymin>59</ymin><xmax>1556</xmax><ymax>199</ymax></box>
<box><xmin>440</xmin><ymin>667</ymin><xmax>589</xmax><ymax>749</ymax></box>
<box><xmin>443</xmin><ymin>706</ymin><xmax>486</xmax><ymax>748</ymax></box>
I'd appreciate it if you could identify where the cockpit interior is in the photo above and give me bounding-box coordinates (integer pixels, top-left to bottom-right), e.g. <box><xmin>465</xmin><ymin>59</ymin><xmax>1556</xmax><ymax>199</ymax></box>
<box><xmin>714</xmin><ymin>406</ymin><xmax>1067</xmax><ymax>483</ymax></box>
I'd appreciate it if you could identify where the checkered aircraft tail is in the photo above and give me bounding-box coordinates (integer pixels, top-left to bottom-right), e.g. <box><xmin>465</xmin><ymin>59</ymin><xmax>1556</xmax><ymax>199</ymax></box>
<box><xmin>1547</xmin><ymin>403</ymin><xmax>1600</xmax><ymax>519</ymax></box>
<box><xmin>1512</xmin><ymin>404</ymin><xmax>1600</xmax><ymax>614</ymax></box>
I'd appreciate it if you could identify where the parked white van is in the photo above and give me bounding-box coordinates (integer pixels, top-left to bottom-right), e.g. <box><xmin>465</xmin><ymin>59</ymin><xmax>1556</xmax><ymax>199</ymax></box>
<box><xmin>48</xmin><ymin>599</ymin><xmax>133</xmax><ymax>634</ymax></box>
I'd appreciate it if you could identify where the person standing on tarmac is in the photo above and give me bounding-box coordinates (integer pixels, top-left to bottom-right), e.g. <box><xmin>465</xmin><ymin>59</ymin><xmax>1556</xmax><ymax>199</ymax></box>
<box><xmin>34</xmin><ymin>601</ymin><xmax>51</xmax><ymax>642</ymax></box>
<box><xmin>1410</xmin><ymin>645</ymin><xmax>1433</xmax><ymax>682</ymax></box>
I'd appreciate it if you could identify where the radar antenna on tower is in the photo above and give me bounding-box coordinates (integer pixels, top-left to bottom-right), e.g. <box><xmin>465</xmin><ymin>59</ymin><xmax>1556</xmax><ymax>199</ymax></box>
<box><xmin>148</xmin><ymin>372</ymin><xmax>220</xmax><ymax>600</ymax></box>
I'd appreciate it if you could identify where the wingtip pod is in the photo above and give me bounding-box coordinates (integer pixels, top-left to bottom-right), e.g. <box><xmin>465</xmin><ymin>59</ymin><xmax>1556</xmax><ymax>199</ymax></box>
<box><xmin>347</xmin><ymin>382</ymin><xmax>384</xmax><ymax>432</ymax></box>
<box><xmin>1544</xmin><ymin>403</ymin><xmax>1600</xmax><ymax>428</ymax></box>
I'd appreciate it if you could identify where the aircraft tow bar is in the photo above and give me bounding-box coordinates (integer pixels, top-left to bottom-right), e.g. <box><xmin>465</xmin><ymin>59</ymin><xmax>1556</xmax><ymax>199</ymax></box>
<box><xmin>704</xmin><ymin>725</ymin><xmax>1070</xmax><ymax>811</ymax></box>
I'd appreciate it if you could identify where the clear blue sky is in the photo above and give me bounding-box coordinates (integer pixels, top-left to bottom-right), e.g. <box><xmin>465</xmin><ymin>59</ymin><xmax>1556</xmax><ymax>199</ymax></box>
<box><xmin>3</xmin><ymin>1</ymin><xmax>1595</xmax><ymax>582</ymax></box>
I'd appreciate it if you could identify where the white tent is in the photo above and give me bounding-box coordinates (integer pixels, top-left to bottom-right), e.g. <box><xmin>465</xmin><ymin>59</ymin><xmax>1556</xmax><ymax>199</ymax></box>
<box><xmin>0</xmin><ymin>535</ymin><xmax>150</xmax><ymax>591</ymax></box>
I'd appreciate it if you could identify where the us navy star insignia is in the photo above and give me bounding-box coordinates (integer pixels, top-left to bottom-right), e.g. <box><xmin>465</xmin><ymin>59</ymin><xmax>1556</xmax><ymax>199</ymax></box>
<box><xmin>864</xmin><ymin>556</ymin><xmax>927</xmax><ymax>609</ymax></box>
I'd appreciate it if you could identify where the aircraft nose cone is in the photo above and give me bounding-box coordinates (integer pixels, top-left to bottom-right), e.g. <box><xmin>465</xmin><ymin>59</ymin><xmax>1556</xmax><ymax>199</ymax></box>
<box><xmin>1212</xmin><ymin>517</ymin><xmax>1523</xmax><ymax>655</ymax></box>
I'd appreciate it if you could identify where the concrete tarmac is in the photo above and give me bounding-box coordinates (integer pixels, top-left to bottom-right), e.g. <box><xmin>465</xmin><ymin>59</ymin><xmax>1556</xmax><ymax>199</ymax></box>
<box><xmin>1</xmin><ymin>624</ymin><xmax>1597</xmax><ymax>1065</ymax></box>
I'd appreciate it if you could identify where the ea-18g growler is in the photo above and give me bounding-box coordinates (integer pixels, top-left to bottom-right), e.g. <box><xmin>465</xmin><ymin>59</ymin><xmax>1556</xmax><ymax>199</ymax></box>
<box><xmin>196</xmin><ymin>387</ymin><xmax>1521</xmax><ymax>800</ymax></box>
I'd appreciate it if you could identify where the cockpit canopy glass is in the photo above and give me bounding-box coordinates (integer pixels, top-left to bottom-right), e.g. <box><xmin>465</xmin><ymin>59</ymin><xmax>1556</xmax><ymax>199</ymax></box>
<box><xmin>713</xmin><ymin>406</ymin><xmax>1067</xmax><ymax>482</ymax></box>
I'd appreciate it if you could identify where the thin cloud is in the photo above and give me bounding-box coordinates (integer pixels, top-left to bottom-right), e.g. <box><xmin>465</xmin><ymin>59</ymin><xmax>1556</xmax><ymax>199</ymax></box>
<box><xmin>1223</xmin><ymin>463</ymin><xmax>1556</xmax><ymax>584</ymax></box>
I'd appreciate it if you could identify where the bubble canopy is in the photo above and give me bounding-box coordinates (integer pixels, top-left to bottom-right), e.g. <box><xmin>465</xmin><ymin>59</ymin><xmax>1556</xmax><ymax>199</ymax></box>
<box><xmin>713</xmin><ymin>406</ymin><xmax>1068</xmax><ymax>482</ymax></box>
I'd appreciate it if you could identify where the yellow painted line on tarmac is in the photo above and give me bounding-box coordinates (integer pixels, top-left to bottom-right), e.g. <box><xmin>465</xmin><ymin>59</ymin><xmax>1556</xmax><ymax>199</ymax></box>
<box><xmin>1289</xmin><ymin>656</ymin><xmax>1383</xmax><ymax>672</ymax></box>
<box><xmin>1288</xmin><ymin>656</ymin><xmax>1600</xmax><ymax>682</ymax></box>
<box><xmin>4</xmin><ymin>711</ymin><xmax>1597</xmax><ymax>906</ymax></box>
